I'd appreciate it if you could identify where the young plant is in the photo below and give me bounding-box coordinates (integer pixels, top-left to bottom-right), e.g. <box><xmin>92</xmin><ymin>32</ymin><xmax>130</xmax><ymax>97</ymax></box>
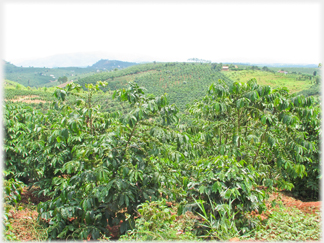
<box><xmin>120</xmin><ymin>199</ymin><xmax>199</xmax><ymax>241</ymax></box>
<box><xmin>194</xmin><ymin>197</ymin><xmax>239</xmax><ymax>241</ymax></box>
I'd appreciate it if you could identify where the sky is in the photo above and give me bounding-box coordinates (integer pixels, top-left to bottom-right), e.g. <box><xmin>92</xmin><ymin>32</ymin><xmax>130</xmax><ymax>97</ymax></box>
<box><xmin>2</xmin><ymin>2</ymin><xmax>323</xmax><ymax>65</ymax></box>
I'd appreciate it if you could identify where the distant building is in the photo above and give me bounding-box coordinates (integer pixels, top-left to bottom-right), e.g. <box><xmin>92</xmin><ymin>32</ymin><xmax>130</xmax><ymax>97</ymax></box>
<box><xmin>222</xmin><ymin>66</ymin><xmax>229</xmax><ymax>71</ymax></box>
<box><xmin>277</xmin><ymin>70</ymin><xmax>288</xmax><ymax>74</ymax></box>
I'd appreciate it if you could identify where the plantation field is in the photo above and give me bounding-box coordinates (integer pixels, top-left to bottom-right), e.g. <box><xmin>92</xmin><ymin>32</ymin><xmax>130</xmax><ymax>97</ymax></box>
<box><xmin>4</xmin><ymin>62</ymin><xmax>321</xmax><ymax>241</ymax></box>
<box><xmin>222</xmin><ymin>70</ymin><xmax>314</xmax><ymax>93</ymax></box>
<box><xmin>4</xmin><ymin>78</ymin><xmax>320</xmax><ymax>241</ymax></box>
<box><xmin>76</xmin><ymin>62</ymin><xmax>233</xmax><ymax>111</ymax></box>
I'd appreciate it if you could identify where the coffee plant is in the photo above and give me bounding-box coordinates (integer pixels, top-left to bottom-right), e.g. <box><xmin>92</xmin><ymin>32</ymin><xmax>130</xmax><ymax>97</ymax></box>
<box><xmin>4</xmin><ymin>77</ymin><xmax>320</xmax><ymax>240</ymax></box>
<box><xmin>186</xmin><ymin>79</ymin><xmax>317</xmax><ymax>191</ymax></box>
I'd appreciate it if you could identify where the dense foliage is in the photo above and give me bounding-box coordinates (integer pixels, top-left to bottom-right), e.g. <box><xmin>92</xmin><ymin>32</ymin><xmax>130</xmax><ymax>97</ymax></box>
<box><xmin>186</xmin><ymin>79</ymin><xmax>319</xmax><ymax>193</ymax></box>
<box><xmin>4</xmin><ymin>74</ymin><xmax>320</xmax><ymax>240</ymax></box>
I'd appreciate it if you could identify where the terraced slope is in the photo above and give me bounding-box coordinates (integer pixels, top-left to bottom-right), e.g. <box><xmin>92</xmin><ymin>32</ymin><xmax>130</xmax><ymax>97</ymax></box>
<box><xmin>75</xmin><ymin>62</ymin><xmax>233</xmax><ymax>111</ymax></box>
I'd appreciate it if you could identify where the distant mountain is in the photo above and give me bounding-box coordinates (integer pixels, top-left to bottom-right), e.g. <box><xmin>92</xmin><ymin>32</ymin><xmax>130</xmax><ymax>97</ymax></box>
<box><xmin>3</xmin><ymin>58</ymin><xmax>139</xmax><ymax>87</ymax></box>
<box><xmin>15</xmin><ymin>52</ymin><xmax>108</xmax><ymax>68</ymax></box>
<box><xmin>13</xmin><ymin>52</ymin><xmax>154</xmax><ymax>68</ymax></box>
<box><xmin>90</xmin><ymin>59</ymin><xmax>138</xmax><ymax>70</ymax></box>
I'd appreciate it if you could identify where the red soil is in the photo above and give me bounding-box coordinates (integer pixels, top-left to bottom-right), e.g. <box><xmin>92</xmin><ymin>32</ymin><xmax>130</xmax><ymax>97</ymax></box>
<box><xmin>7</xmin><ymin>187</ymin><xmax>321</xmax><ymax>241</ymax></box>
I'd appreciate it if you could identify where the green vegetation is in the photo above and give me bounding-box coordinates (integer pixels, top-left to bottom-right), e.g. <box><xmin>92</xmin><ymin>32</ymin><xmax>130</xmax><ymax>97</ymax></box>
<box><xmin>4</xmin><ymin>61</ymin><xmax>96</xmax><ymax>87</ymax></box>
<box><xmin>76</xmin><ymin>62</ymin><xmax>232</xmax><ymax>111</ymax></box>
<box><xmin>4</xmin><ymin>59</ymin><xmax>139</xmax><ymax>88</ymax></box>
<box><xmin>241</xmin><ymin>206</ymin><xmax>321</xmax><ymax>241</ymax></box>
<box><xmin>120</xmin><ymin>199</ymin><xmax>199</xmax><ymax>241</ymax></box>
<box><xmin>4</xmin><ymin>74</ymin><xmax>320</xmax><ymax>240</ymax></box>
<box><xmin>268</xmin><ymin>66</ymin><xmax>319</xmax><ymax>75</ymax></box>
<box><xmin>4</xmin><ymin>79</ymin><xmax>133</xmax><ymax>115</ymax></box>
<box><xmin>222</xmin><ymin>70</ymin><xmax>315</xmax><ymax>94</ymax></box>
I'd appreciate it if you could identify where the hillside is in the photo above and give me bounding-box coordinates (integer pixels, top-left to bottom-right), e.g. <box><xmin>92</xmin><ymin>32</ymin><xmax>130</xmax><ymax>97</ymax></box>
<box><xmin>75</xmin><ymin>62</ymin><xmax>233</xmax><ymax>111</ymax></box>
<box><xmin>75</xmin><ymin>62</ymin><xmax>322</xmax><ymax>111</ymax></box>
<box><xmin>4</xmin><ymin>62</ymin><xmax>320</xmax><ymax>117</ymax></box>
<box><xmin>91</xmin><ymin>59</ymin><xmax>138</xmax><ymax>70</ymax></box>
<box><xmin>222</xmin><ymin>69</ymin><xmax>317</xmax><ymax>93</ymax></box>
<box><xmin>3</xmin><ymin>59</ymin><xmax>139</xmax><ymax>88</ymax></box>
<box><xmin>4</xmin><ymin>79</ymin><xmax>132</xmax><ymax>115</ymax></box>
<box><xmin>4</xmin><ymin>61</ymin><xmax>96</xmax><ymax>87</ymax></box>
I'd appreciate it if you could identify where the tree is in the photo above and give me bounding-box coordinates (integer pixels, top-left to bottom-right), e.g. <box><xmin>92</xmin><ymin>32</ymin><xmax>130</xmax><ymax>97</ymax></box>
<box><xmin>313</xmin><ymin>71</ymin><xmax>317</xmax><ymax>76</ymax></box>
<box><xmin>58</xmin><ymin>76</ymin><xmax>68</xmax><ymax>84</ymax></box>
<box><xmin>262</xmin><ymin>66</ymin><xmax>269</xmax><ymax>71</ymax></box>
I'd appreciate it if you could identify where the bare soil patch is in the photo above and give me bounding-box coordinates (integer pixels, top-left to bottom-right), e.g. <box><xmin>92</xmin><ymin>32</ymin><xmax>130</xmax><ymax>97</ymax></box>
<box><xmin>269</xmin><ymin>191</ymin><xmax>321</xmax><ymax>215</ymax></box>
<box><xmin>6</xmin><ymin>95</ymin><xmax>48</xmax><ymax>104</ymax></box>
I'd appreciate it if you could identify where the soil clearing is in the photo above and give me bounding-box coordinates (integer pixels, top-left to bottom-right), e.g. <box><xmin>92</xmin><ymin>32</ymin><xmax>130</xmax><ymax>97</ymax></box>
<box><xmin>6</xmin><ymin>95</ymin><xmax>47</xmax><ymax>104</ymax></box>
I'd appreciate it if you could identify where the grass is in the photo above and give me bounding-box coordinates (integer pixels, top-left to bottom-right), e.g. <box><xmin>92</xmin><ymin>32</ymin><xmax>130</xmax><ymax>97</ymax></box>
<box><xmin>119</xmin><ymin>198</ymin><xmax>321</xmax><ymax>242</ymax></box>
<box><xmin>4</xmin><ymin>203</ymin><xmax>48</xmax><ymax>241</ymax></box>
<box><xmin>222</xmin><ymin>70</ymin><xmax>314</xmax><ymax>93</ymax></box>
<box><xmin>240</xmin><ymin>202</ymin><xmax>321</xmax><ymax>241</ymax></box>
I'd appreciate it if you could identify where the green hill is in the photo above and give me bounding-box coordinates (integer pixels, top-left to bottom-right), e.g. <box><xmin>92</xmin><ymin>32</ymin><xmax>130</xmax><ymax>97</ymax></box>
<box><xmin>75</xmin><ymin>62</ymin><xmax>233</xmax><ymax>111</ymax></box>
<box><xmin>90</xmin><ymin>59</ymin><xmax>138</xmax><ymax>71</ymax></box>
<box><xmin>3</xmin><ymin>59</ymin><xmax>139</xmax><ymax>88</ymax></box>
<box><xmin>3</xmin><ymin>61</ymin><xmax>96</xmax><ymax>87</ymax></box>
<box><xmin>5</xmin><ymin>61</ymin><xmax>320</xmax><ymax>112</ymax></box>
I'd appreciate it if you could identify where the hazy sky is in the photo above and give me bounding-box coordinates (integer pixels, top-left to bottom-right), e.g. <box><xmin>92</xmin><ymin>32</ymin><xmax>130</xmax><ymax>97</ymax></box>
<box><xmin>2</xmin><ymin>2</ymin><xmax>322</xmax><ymax>64</ymax></box>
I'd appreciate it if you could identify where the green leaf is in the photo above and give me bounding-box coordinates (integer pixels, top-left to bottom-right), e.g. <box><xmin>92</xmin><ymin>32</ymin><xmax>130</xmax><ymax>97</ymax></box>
<box><xmin>61</xmin><ymin>128</ymin><xmax>69</xmax><ymax>140</ymax></box>
<box><xmin>119</xmin><ymin>194</ymin><xmax>125</xmax><ymax>206</ymax></box>
<box><xmin>212</xmin><ymin>181</ymin><xmax>222</xmax><ymax>193</ymax></box>
<box><xmin>199</xmin><ymin>185</ymin><xmax>206</xmax><ymax>194</ymax></box>
<box><xmin>224</xmin><ymin>189</ymin><xmax>231</xmax><ymax>199</ymax></box>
